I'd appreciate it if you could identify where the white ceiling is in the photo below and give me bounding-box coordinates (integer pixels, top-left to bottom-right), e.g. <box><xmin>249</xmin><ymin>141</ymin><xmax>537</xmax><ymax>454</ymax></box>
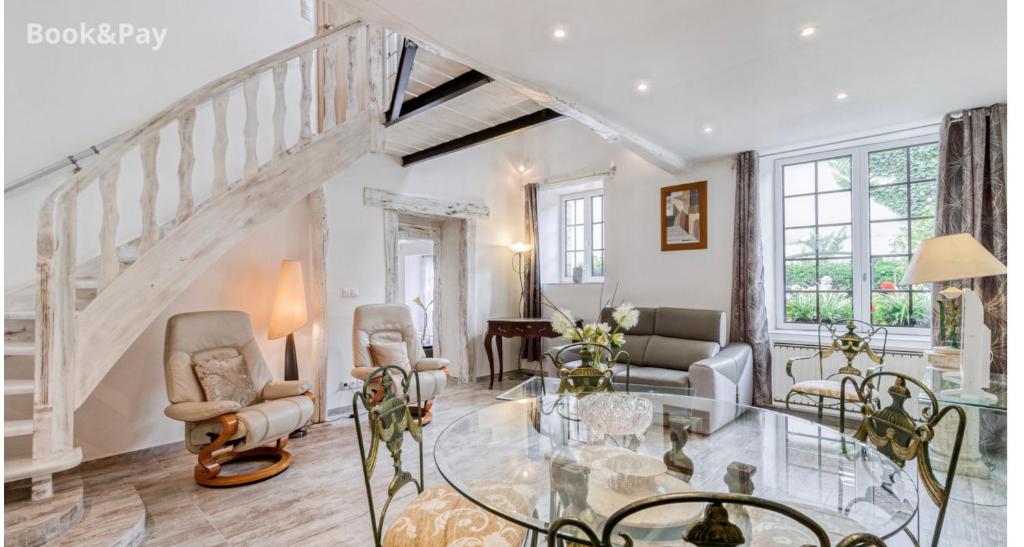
<box><xmin>366</xmin><ymin>0</ymin><xmax>1006</xmax><ymax>160</ymax></box>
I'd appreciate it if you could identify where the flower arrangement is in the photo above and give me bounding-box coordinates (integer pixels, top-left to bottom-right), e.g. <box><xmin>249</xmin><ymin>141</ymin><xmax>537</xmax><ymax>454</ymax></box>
<box><xmin>550</xmin><ymin>302</ymin><xmax>639</xmax><ymax>368</ymax></box>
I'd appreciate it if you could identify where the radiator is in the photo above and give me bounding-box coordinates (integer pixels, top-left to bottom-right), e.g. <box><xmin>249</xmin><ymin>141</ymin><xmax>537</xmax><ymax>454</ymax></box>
<box><xmin>770</xmin><ymin>341</ymin><xmax>926</xmax><ymax>415</ymax></box>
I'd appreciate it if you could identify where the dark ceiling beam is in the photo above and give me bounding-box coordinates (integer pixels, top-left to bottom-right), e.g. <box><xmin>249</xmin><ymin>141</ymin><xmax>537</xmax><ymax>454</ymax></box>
<box><xmin>385</xmin><ymin>39</ymin><xmax>418</xmax><ymax>124</ymax></box>
<box><xmin>385</xmin><ymin>69</ymin><xmax>493</xmax><ymax>127</ymax></box>
<box><xmin>401</xmin><ymin>108</ymin><xmax>564</xmax><ymax>166</ymax></box>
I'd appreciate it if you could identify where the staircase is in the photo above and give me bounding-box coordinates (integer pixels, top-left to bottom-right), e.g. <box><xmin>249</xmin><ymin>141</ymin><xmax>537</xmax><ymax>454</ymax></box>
<box><xmin>3</xmin><ymin>13</ymin><xmax>565</xmax><ymax>523</ymax></box>
<box><xmin>3</xmin><ymin>19</ymin><xmax>378</xmax><ymax>504</ymax></box>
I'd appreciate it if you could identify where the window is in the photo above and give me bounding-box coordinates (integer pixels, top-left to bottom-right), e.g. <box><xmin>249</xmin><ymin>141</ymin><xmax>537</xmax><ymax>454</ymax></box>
<box><xmin>561</xmin><ymin>188</ymin><xmax>605</xmax><ymax>282</ymax></box>
<box><xmin>774</xmin><ymin>136</ymin><xmax>938</xmax><ymax>332</ymax></box>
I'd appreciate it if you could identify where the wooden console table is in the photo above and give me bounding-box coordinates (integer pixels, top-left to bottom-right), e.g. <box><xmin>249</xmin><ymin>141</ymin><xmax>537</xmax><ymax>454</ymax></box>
<box><xmin>484</xmin><ymin>318</ymin><xmax>572</xmax><ymax>389</ymax></box>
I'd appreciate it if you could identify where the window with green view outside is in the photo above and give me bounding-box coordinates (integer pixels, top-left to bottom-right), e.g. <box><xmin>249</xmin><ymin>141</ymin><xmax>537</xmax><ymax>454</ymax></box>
<box><xmin>776</xmin><ymin>137</ymin><xmax>938</xmax><ymax>330</ymax></box>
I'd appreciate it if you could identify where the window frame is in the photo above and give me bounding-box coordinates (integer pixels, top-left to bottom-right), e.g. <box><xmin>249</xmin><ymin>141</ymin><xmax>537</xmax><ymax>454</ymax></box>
<box><xmin>559</xmin><ymin>188</ymin><xmax>605</xmax><ymax>283</ymax></box>
<box><xmin>772</xmin><ymin>134</ymin><xmax>938</xmax><ymax>335</ymax></box>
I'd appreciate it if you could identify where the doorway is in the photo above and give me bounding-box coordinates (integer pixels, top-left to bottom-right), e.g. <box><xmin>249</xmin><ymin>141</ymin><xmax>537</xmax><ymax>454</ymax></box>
<box><xmin>398</xmin><ymin>238</ymin><xmax>437</xmax><ymax>357</ymax></box>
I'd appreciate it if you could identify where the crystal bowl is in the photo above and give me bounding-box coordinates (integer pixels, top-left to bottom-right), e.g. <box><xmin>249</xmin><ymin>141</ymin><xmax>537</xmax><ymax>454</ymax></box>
<box><xmin>578</xmin><ymin>393</ymin><xmax>654</xmax><ymax>441</ymax></box>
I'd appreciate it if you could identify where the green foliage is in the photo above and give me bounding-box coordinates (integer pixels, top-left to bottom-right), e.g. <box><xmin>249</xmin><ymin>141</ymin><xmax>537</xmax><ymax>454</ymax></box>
<box><xmin>785</xmin><ymin>260</ymin><xmax>853</xmax><ymax>290</ymax></box>
<box><xmin>785</xmin><ymin>292</ymin><xmax>852</xmax><ymax>323</ymax></box>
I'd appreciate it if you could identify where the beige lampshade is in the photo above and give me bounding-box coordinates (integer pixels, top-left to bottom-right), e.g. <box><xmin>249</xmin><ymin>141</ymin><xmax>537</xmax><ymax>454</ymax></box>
<box><xmin>902</xmin><ymin>233</ymin><xmax>1006</xmax><ymax>285</ymax></box>
<box><xmin>268</xmin><ymin>260</ymin><xmax>309</xmax><ymax>339</ymax></box>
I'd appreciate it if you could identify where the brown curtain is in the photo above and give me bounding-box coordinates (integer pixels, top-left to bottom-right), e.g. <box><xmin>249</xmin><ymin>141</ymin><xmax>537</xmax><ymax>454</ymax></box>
<box><xmin>935</xmin><ymin>104</ymin><xmax>1007</xmax><ymax>374</ymax></box>
<box><xmin>523</xmin><ymin>183</ymin><xmax>543</xmax><ymax>361</ymax></box>
<box><xmin>731</xmin><ymin>151</ymin><xmax>773</xmax><ymax>406</ymax></box>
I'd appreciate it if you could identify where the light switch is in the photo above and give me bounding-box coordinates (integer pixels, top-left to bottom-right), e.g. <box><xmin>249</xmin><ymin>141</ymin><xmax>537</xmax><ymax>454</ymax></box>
<box><xmin>341</xmin><ymin>287</ymin><xmax>360</xmax><ymax>298</ymax></box>
<box><xmin>300</xmin><ymin>0</ymin><xmax>313</xmax><ymax>22</ymax></box>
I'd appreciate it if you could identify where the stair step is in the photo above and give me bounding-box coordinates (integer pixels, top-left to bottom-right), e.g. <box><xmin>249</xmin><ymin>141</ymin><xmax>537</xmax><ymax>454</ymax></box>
<box><xmin>5</xmin><ymin>419</ymin><xmax>33</xmax><ymax>437</ymax></box>
<box><xmin>4</xmin><ymin>448</ymin><xmax>83</xmax><ymax>483</ymax></box>
<box><xmin>5</xmin><ymin>380</ymin><xmax>34</xmax><ymax>396</ymax></box>
<box><xmin>5</xmin><ymin>309</ymin><xmax>35</xmax><ymax>321</ymax></box>
<box><xmin>5</xmin><ymin>341</ymin><xmax>34</xmax><ymax>356</ymax></box>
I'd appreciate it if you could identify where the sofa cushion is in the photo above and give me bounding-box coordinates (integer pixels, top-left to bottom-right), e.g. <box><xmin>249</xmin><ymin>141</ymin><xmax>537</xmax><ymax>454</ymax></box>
<box><xmin>614</xmin><ymin>335</ymin><xmax>650</xmax><ymax>364</ymax></box>
<box><xmin>600</xmin><ymin>306</ymin><xmax>657</xmax><ymax>336</ymax></box>
<box><xmin>615</xmin><ymin>366</ymin><xmax>689</xmax><ymax>388</ymax></box>
<box><xmin>369</xmin><ymin>341</ymin><xmax>412</xmax><ymax>371</ymax></box>
<box><xmin>654</xmin><ymin>308</ymin><xmax>727</xmax><ymax>346</ymax></box>
<box><xmin>642</xmin><ymin>336</ymin><xmax>720</xmax><ymax>371</ymax></box>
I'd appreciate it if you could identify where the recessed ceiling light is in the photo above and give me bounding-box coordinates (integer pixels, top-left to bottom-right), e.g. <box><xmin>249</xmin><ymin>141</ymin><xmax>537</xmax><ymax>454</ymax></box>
<box><xmin>800</xmin><ymin>26</ymin><xmax>816</xmax><ymax>37</ymax></box>
<box><xmin>516</xmin><ymin>163</ymin><xmax>527</xmax><ymax>173</ymax></box>
<box><xmin>552</xmin><ymin>27</ymin><xmax>567</xmax><ymax>39</ymax></box>
<box><xmin>703</xmin><ymin>126</ymin><xmax>713</xmax><ymax>134</ymax></box>
<box><xmin>636</xmin><ymin>81</ymin><xmax>650</xmax><ymax>93</ymax></box>
<box><xmin>835</xmin><ymin>91</ymin><xmax>849</xmax><ymax>100</ymax></box>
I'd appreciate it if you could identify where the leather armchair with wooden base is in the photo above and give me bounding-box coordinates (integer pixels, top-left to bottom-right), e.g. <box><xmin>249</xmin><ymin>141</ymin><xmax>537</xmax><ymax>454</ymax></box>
<box><xmin>352</xmin><ymin>304</ymin><xmax>449</xmax><ymax>425</ymax></box>
<box><xmin>164</xmin><ymin>310</ymin><xmax>315</xmax><ymax>487</ymax></box>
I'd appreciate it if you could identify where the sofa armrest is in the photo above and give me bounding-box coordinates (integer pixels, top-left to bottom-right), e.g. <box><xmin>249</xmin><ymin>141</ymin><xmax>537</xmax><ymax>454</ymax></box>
<box><xmin>414</xmin><ymin>357</ymin><xmax>449</xmax><ymax>372</ymax></box>
<box><xmin>164</xmin><ymin>400</ymin><xmax>241</xmax><ymax>422</ymax></box>
<box><xmin>262</xmin><ymin>380</ymin><xmax>313</xmax><ymax>400</ymax></box>
<box><xmin>689</xmin><ymin>343</ymin><xmax>752</xmax><ymax>399</ymax></box>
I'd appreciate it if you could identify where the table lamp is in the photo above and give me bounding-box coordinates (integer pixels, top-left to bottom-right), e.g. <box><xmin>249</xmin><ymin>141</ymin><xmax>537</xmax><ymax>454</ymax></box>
<box><xmin>269</xmin><ymin>260</ymin><xmax>309</xmax><ymax>383</ymax></box>
<box><xmin>902</xmin><ymin>233</ymin><xmax>1006</xmax><ymax>402</ymax></box>
<box><xmin>510</xmin><ymin>242</ymin><xmax>533</xmax><ymax>317</ymax></box>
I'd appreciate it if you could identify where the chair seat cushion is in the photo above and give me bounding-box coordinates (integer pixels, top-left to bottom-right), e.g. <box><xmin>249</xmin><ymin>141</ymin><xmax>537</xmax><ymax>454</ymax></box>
<box><xmin>790</xmin><ymin>380</ymin><xmax>859</xmax><ymax>401</ymax></box>
<box><xmin>614</xmin><ymin>366</ymin><xmax>690</xmax><ymax>388</ymax></box>
<box><xmin>383</xmin><ymin>484</ymin><xmax>529</xmax><ymax>547</ymax></box>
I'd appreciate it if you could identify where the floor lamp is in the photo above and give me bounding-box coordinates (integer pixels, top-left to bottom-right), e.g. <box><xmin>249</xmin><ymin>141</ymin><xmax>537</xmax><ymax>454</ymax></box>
<box><xmin>903</xmin><ymin>233</ymin><xmax>1006</xmax><ymax>403</ymax></box>
<box><xmin>510</xmin><ymin>242</ymin><xmax>533</xmax><ymax>318</ymax></box>
<box><xmin>269</xmin><ymin>260</ymin><xmax>310</xmax><ymax>436</ymax></box>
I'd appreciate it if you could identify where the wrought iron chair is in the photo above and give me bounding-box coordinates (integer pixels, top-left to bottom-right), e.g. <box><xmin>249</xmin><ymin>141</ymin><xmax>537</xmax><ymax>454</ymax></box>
<box><xmin>546</xmin><ymin>492</ymin><xmax>887</xmax><ymax>546</ymax></box>
<box><xmin>353</xmin><ymin>366</ymin><xmax>529</xmax><ymax>546</ymax></box>
<box><xmin>784</xmin><ymin>320</ymin><xmax>888</xmax><ymax>422</ymax></box>
<box><xmin>542</xmin><ymin>342</ymin><xmax>630</xmax><ymax>394</ymax></box>
<box><xmin>839</xmin><ymin>371</ymin><xmax>966</xmax><ymax>547</ymax></box>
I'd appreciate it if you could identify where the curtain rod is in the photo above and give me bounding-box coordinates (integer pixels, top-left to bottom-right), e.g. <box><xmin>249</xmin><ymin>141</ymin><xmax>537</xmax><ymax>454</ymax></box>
<box><xmin>526</xmin><ymin>163</ymin><xmax>616</xmax><ymax>188</ymax></box>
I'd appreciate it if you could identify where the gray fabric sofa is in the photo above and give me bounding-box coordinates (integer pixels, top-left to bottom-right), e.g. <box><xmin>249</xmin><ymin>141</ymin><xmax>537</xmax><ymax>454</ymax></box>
<box><xmin>549</xmin><ymin>306</ymin><xmax>753</xmax><ymax>433</ymax></box>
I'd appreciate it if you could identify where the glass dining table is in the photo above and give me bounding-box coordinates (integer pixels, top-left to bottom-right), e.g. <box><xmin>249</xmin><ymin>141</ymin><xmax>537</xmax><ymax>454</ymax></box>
<box><xmin>435</xmin><ymin>379</ymin><xmax>918</xmax><ymax>544</ymax></box>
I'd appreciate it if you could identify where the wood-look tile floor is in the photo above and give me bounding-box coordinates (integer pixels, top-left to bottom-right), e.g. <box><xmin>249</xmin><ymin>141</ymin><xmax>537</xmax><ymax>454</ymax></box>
<box><xmin>57</xmin><ymin>378</ymin><xmax>1005</xmax><ymax>546</ymax></box>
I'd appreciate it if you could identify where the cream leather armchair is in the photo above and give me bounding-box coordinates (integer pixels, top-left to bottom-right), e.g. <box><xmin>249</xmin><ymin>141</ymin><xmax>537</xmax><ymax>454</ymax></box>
<box><xmin>164</xmin><ymin>310</ymin><xmax>314</xmax><ymax>486</ymax></box>
<box><xmin>352</xmin><ymin>304</ymin><xmax>449</xmax><ymax>424</ymax></box>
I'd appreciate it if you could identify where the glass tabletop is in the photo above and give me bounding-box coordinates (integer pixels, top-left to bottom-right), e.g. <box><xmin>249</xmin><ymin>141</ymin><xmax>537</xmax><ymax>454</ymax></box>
<box><xmin>497</xmin><ymin>376</ymin><xmax>695</xmax><ymax>401</ymax></box>
<box><xmin>435</xmin><ymin>391</ymin><xmax>918</xmax><ymax>543</ymax></box>
<box><xmin>921</xmin><ymin>366</ymin><xmax>1007</xmax><ymax>410</ymax></box>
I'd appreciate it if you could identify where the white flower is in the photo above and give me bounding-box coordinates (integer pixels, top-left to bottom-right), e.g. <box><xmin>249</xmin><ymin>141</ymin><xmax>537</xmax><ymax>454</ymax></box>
<box><xmin>610</xmin><ymin>332</ymin><xmax>626</xmax><ymax>347</ymax></box>
<box><xmin>612</xmin><ymin>302</ymin><xmax>639</xmax><ymax>330</ymax></box>
<box><xmin>551</xmin><ymin>309</ymin><xmax>578</xmax><ymax>339</ymax></box>
<box><xmin>819</xmin><ymin>276</ymin><xmax>833</xmax><ymax>290</ymax></box>
<box><xmin>595</xmin><ymin>322</ymin><xmax>611</xmax><ymax>335</ymax></box>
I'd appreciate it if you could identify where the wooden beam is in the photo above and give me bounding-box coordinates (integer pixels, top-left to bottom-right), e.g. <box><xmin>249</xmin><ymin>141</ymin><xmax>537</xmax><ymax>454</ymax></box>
<box><xmin>401</xmin><ymin>108</ymin><xmax>562</xmax><ymax>166</ymax></box>
<box><xmin>385</xmin><ymin>39</ymin><xmax>418</xmax><ymax>123</ymax></box>
<box><xmin>337</xmin><ymin>0</ymin><xmax>687</xmax><ymax>173</ymax></box>
<box><xmin>363</xmin><ymin>187</ymin><xmax>490</xmax><ymax>218</ymax></box>
<box><xmin>385</xmin><ymin>69</ymin><xmax>492</xmax><ymax>126</ymax></box>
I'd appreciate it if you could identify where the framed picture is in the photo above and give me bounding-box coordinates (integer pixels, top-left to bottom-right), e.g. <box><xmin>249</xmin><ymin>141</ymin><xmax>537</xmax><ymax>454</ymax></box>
<box><xmin>661</xmin><ymin>181</ymin><xmax>708</xmax><ymax>251</ymax></box>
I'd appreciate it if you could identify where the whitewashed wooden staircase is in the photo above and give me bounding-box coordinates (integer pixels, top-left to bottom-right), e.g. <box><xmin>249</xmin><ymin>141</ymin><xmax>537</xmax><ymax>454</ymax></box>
<box><xmin>3</xmin><ymin>20</ymin><xmax>379</xmax><ymax>508</ymax></box>
<box><xmin>5</xmin><ymin>12</ymin><xmax>666</xmax><ymax>532</ymax></box>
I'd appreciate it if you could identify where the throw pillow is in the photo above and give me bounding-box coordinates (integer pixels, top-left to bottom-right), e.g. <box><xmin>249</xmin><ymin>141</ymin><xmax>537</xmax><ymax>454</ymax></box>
<box><xmin>192</xmin><ymin>355</ymin><xmax>259</xmax><ymax>407</ymax></box>
<box><xmin>370</xmin><ymin>341</ymin><xmax>411</xmax><ymax>370</ymax></box>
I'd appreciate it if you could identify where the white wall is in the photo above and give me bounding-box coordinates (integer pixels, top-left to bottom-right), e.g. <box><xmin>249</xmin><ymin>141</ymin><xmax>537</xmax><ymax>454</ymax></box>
<box><xmin>74</xmin><ymin>201</ymin><xmax>315</xmax><ymax>461</ymax></box>
<box><xmin>320</xmin><ymin>119</ymin><xmax>739</xmax><ymax>410</ymax></box>
<box><xmin>4</xmin><ymin>0</ymin><xmax>314</xmax><ymax>290</ymax></box>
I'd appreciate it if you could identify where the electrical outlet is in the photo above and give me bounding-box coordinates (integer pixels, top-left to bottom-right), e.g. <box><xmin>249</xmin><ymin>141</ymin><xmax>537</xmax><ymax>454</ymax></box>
<box><xmin>299</xmin><ymin>0</ymin><xmax>313</xmax><ymax>22</ymax></box>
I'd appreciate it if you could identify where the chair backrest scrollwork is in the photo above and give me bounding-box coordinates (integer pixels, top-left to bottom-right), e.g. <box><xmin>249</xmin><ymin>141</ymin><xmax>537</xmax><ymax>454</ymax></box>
<box><xmin>546</xmin><ymin>492</ymin><xmax>887</xmax><ymax>546</ymax></box>
<box><xmin>544</xmin><ymin>342</ymin><xmax>629</xmax><ymax>394</ymax></box>
<box><xmin>819</xmin><ymin>320</ymin><xmax>888</xmax><ymax>377</ymax></box>
<box><xmin>840</xmin><ymin>371</ymin><xmax>965</xmax><ymax>547</ymax></box>
<box><xmin>352</xmin><ymin>366</ymin><xmax>424</xmax><ymax>547</ymax></box>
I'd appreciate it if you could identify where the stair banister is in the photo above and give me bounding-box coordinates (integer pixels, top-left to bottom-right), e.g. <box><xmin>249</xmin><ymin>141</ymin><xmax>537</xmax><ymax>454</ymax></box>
<box><xmin>28</xmin><ymin>19</ymin><xmax>369</xmax><ymax>496</ymax></box>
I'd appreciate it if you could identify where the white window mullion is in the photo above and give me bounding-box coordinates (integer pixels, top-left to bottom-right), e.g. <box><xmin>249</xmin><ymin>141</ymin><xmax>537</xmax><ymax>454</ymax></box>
<box><xmin>851</xmin><ymin>147</ymin><xmax>870</xmax><ymax>324</ymax></box>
